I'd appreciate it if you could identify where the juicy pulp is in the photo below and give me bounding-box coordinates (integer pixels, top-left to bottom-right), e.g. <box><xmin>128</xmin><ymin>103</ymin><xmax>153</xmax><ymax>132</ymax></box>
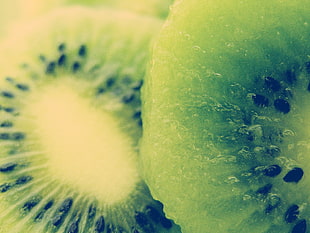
<box><xmin>141</xmin><ymin>0</ymin><xmax>310</xmax><ymax>232</ymax></box>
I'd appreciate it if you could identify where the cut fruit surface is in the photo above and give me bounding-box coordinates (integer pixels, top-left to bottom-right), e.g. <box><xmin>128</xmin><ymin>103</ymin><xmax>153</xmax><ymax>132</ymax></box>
<box><xmin>0</xmin><ymin>7</ymin><xmax>181</xmax><ymax>233</ymax></box>
<box><xmin>140</xmin><ymin>0</ymin><xmax>310</xmax><ymax>232</ymax></box>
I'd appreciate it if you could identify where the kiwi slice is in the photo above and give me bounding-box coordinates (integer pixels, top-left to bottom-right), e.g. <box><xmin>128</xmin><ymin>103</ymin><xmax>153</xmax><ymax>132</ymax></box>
<box><xmin>141</xmin><ymin>0</ymin><xmax>310</xmax><ymax>232</ymax></box>
<box><xmin>0</xmin><ymin>7</ymin><xmax>181</xmax><ymax>233</ymax></box>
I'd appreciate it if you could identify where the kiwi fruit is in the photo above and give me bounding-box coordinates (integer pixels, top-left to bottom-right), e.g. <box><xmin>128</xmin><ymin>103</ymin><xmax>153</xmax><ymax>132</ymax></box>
<box><xmin>140</xmin><ymin>0</ymin><xmax>310</xmax><ymax>232</ymax></box>
<box><xmin>0</xmin><ymin>7</ymin><xmax>181</xmax><ymax>233</ymax></box>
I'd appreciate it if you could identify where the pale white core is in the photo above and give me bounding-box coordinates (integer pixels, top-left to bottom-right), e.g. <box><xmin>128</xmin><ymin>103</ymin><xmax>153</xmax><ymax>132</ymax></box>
<box><xmin>26</xmin><ymin>81</ymin><xmax>139</xmax><ymax>204</ymax></box>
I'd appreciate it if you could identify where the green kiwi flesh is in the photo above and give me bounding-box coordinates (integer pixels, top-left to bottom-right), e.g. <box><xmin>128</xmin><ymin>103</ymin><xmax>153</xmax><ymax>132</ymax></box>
<box><xmin>141</xmin><ymin>0</ymin><xmax>310</xmax><ymax>232</ymax></box>
<box><xmin>0</xmin><ymin>7</ymin><xmax>181</xmax><ymax>233</ymax></box>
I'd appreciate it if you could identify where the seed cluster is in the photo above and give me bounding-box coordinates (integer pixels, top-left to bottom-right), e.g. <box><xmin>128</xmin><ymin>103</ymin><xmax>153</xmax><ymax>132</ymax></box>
<box><xmin>244</xmin><ymin>63</ymin><xmax>310</xmax><ymax>233</ymax></box>
<box><xmin>251</xmin><ymin>75</ymin><xmax>294</xmax><ymax>114</ymax></box>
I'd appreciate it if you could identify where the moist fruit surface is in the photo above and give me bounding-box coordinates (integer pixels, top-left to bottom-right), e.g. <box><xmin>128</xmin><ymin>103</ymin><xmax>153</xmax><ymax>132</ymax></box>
<box><xmin>140</xmin><ymin>0</ymin><xmax>310</xmax><ymax>232</ymax></box>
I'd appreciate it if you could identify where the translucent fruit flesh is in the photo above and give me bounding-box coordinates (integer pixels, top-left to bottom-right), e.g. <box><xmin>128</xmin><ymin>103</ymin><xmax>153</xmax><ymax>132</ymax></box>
<box><xmin>141</xmin><ymin>0</ymin><xmax>310</xmax><ymax>232</ymax></box>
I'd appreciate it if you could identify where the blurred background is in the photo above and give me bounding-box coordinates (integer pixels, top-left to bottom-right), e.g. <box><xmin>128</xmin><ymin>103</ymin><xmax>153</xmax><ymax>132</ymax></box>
<box><xmin>0</xmin><ymin>0</ymin><xmax>172</xmax><ymax>38</ymax></box>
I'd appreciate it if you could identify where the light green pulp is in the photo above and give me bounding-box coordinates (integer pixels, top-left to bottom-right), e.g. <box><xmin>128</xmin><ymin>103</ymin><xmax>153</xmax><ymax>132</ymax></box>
<box><xmin>141</xmin><ymin>0</ymin><xmax>310</xmax><ymax>232</ymax></box>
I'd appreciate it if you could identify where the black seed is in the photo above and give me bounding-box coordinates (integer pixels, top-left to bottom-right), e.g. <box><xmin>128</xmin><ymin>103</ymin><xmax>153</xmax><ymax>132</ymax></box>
<box><xmin>34</xmin><ymin>200</ymin><xmax>54</xmax><ymax>221</ymax></box>
<box><xmin>0</xmin><ymin>162</ymin><xmax>17</xmax><ymax>172</ymax></box>
<box><xmin>67</xmin><ymin>222</ymin><xmax>79</xmax><ymax>233</ymax></box>
<box><xmin>1</xmin><ymin>91</ymin><xmax>14</xmax><ymax>98</ymax></box>
<box><xmin>160</xmin><ymin>217</ymin><xmax>173</xmax><ymax>229</ymax></box>
<box><xmin>59</xmin><ymin>198</ymin><xmax>73</xmax><ymax>212</ymax></box>
<box><xmin>52</xmin><ymin>214</ymin><xmax>64</xmax><ymax>227</ymax></box>
<box><xmin>138</xmin><ymin>119</ymin><xmax>143</xmax><ymax>127</ymax></box>
<box><xmin>264</xmin><ymin>77</ymin><xmax>281</xmax><ymax>92</ymax></box>
<box><xmin>133</xmin><ymin>111</ymin><xmax>141</xmax><ymax>119</ymax></box>
<box><xmin>132</xmin><ymin>80</ymin><xmax>143</xmax><ymax>90</ymax></box>
<box><xmin>97</xmin><ymin>87</ymin><xmax>106</xmax><ymax>95</ymax></box>
<box><xmin>106</xmin><ymin>224</ymin><xmax>115</xmax><ymax>233</ymax></box>
<box><xmin>16</xmin><ymin>83</ymin><xmax>29</xmax><ymax>91</ymax></box>
<box><xmin>131</xmin><ymin>228</ymin><xmax>140</xmax><ymax>233</ymax></box>
<box><xmin>34</xmin><ymin>212</ymin><xmax>44</xmax><ymax>221</ymax></box>
<box><xmin>122</xmin><ymin>93</ymin><xmax>135</xmax><ymax>103</ymax></box>
<box><xmin>67</xmin><ymin>217</ymin><xmax>80</xmax><ymax>233</ymax></box>
<box><xmin>285</xmin><ymin>70</ymin><xmax>297</xmax><ymax>84</ymax></box>
<box><xmin>46</xmin><ymin>62</ymin><xmax>56</xmax><ymax>74</ymax></box>
<box><xmin>58</xmin><ymin>54</ymin><xmax>67</xmax><ymax>66</ymax></box>
<box><xmin>22</xmin><ymin>197</ymin><xmax>41</xmax><ymax>212</ymax></box>
<box><xmin>256</xmin><ymin>183</ymin><xmax>273</xmax><ymax>195</ymax></box>
<box><xmin>145</xmin><ymin>206</ymin><xmax>161</xmax><ymax>223</ymax></box>
<box><xmin>292</xmin><ymin>219</ymin><xmax>307</xmax><ymax>233</ymax></box>
<box><xmin>274</xmin><ymin>99</ymin><xmax>290</xmax><ymax>114</ymax></box>
<box><xmin>58</xmin><ymin>43</ymin><xmax>66</xmax><ymax>52</ymax></box>
<box><xmin>88</xmin><ymin>204</ymin><xmax>96</xmax><ymax>219</ymax></box>
<box><xmin>106</xmin><ymin>77</ymin><xmax>116</xmax><ymax>87</ymax></box>
<box><xmin>263</xmin><ymin>165</ymin><xmax>282</xmax><ymax>177</ymax></box>
<box><xmin>52</xmin><ymin>198</ymin><xmax>73</xmax><ymax>227</ymax></box>
<box><xmin>0</xmin><ymin>183</ymin><xmax>12</xmax><ymax>192</ymax></box>
<box><xmin>135</xmin><ymin>212</ymin><xmax>149</xmax><ymax>227</ymax></box>
<box><xmin>265</xmin><ymin>195</ymin><xmax>281</xmax><ymax>214</ymax></box>
<box><xmin>107</xmin><ymin>224</ymin><xmax>115</xmax><ymax>233</ymax></box>
<box><xmin>16</xmin><ymin>175</ymin><xmax>33</xmax><ymax>185</ymax></box>
<box><xmin>252</xmin><ymin>94</ymin><xmax>269</xmax><ymax>107</ymax></box>
<box><xmin>11</xmin><ymin>132</ymin><xmax>25</xmax><ymax>141</ymax></box>
<box><xmin>285</xmin><ymin>204</ymin><xmax>299</xmax><ymax>223</ymax></box>
<box><xmin>78</xmin><ymin>45</ymin><xmax>87</xmax><ymax>57</ymax></box>
<box><xmin>94</xmin><ymin>216</ymin><xmax>105</xmax><ymax>233</ymax></box>
<box><xmin>4</xmin><ymin>107</ymin><xmax>15</xmax><ymax>113</ymax></box>
<box><xmin>72</xmin><ymin>62</ymin><xmax>81</xmax><ymax>73</ymax></box>
<box><xmin>0</xmin><ymin>133</ymin><xmax>9</xmax><ymax>140</ymax></box>
<box><xmin>135</xmin><ymin>211</ymin><xmax>156</xmax><ymax>233</ymax></box>
<box><xmin>305</xmin><ymin>61</ymin><xmax>310</xmax><ymax>73</ymax></box>
<box><xmin>44</xmin><ymin>200</ymin><xmax>54</xmax><ymax>210</ymax></box>
<box><xmin>247</xmin><ymin>133</ymin><xmax>255</xmax><ymax>141</ymax></box>
<box><xmin>283</xmin><ymin>167</ymin><xmax>304</xmax><ymax>183</ymax></box>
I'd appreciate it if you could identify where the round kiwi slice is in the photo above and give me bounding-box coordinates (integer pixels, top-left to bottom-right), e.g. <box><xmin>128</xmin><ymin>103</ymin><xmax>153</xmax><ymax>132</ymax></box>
<box><xmin>0</xmin><ymin>7</ymin><xmax>180</xmax><ymax>233</ymax></box>
<box><xmin>140</xmin><ymin>0</ymin><xmax>310</xmax><ymax>232</ymax></box>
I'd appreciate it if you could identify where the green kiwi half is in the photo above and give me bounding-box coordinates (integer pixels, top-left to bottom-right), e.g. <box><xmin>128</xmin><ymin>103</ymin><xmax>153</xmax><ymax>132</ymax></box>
<box><xmin>0</xmin><ymin>7</ymin><xmax>181</xmax><ymax>233</ymax></box>
<box><xmin>141</xmin><ymin>0</ymin><xmax>310</xmax><ymax>232</ymax></box>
